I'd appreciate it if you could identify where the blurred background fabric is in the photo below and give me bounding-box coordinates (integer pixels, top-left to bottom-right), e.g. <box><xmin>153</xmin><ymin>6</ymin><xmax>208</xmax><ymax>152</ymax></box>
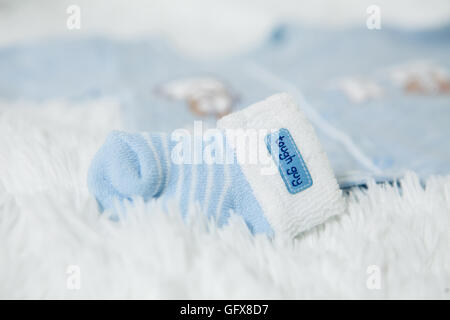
<box><xmin>0</xmin><ymin>0</ymin><xmax>449</xmax><ymax>187</ymax></box>
<box><xmin>1</xmin><ymin>0</ymin><xmax>450</xmax><ymax>55</ymax></box>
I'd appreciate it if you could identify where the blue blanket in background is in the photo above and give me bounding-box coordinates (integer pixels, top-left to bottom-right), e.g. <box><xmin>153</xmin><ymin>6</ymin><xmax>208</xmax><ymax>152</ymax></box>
<box><xmin>1</xmin><ymin>25</ymin><xmax>449</xmax><ymax>187</ymax></box>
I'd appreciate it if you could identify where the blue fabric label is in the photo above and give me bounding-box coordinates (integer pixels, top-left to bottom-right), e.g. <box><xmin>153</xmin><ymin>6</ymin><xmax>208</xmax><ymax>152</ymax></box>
<box><xmin>265</xmin><ymin>128</ymin><xmax>313</xmax><ymax>194</ymax></box>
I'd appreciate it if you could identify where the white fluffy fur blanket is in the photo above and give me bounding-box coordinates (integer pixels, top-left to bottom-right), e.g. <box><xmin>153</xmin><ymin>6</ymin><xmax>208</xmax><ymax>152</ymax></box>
<box><xmin>0</xmin><ymin>99</ymin><xmax>449</xmax><ymax>299</ymax></box>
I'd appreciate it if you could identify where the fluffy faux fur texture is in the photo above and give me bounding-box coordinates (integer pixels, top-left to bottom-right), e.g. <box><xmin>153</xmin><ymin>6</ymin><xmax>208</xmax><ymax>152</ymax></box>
<box><xmin>0</xmin><ymin>99</ymin><xmax>449</xmax><ymax>299</ymax></box>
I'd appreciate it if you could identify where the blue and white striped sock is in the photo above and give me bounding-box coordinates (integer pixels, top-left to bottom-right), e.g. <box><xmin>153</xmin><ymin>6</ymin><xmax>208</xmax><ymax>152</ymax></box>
<box><xmin>88</xmin><ymin>93</ymin><xmax>345</xmax><ymax>238</ymax></box>
<box><xmin>88</xmin><ymin>129</ymin><xmax>273</xmax><ymax>234</ymax></box>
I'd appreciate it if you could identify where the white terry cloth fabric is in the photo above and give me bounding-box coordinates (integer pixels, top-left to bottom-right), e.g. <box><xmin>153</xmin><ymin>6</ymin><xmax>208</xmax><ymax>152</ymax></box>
<box><xmin>217</xmin><ymin>93</ymin><xmax>345</xmax><ymax>239</ymax></box>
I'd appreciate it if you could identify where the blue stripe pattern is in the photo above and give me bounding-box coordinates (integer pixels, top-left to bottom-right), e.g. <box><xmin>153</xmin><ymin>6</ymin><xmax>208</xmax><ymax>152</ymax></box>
<box><xmin>88</xmin><ymin>130</ymin><xmax>274</xmax><ymax>235</ymax></box>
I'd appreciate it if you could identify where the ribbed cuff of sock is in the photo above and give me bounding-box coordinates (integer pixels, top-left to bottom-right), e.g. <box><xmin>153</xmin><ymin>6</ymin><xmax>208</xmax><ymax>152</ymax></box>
<box><xmin>217</xmin><ymin>93</ymin><xmax>345</xmax><ymax>239</ymax></box>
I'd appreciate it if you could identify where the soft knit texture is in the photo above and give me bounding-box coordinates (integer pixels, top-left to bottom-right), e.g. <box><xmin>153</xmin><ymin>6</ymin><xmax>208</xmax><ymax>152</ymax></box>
<box><xmin>88</xmin><ymin>93</ymin><xmax>345</xmax><ymax>238</ymax></box>
<box><xmin>88</xmin><ymin>130</ymin><xmax>273</xmax><ymax>234</ymax></box>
